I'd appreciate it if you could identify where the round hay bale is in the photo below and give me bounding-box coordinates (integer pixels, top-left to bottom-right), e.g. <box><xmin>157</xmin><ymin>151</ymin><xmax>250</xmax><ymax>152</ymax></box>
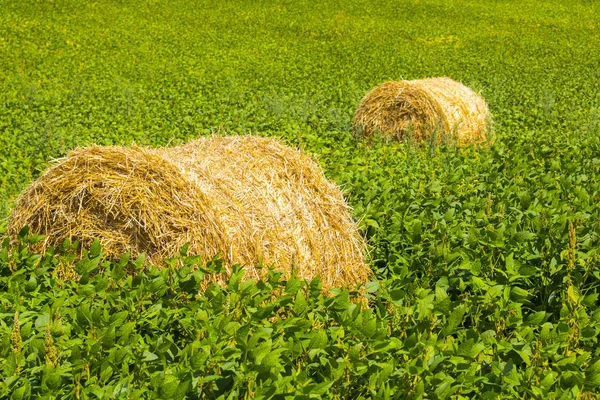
<box><xmin>8</xmin><ymin>136</ymin><xmax>370</xmax><ymax>290</ymax></box>
<box><xmin>353</xmin><ymin>77</ymin><xmax>491</xmax><ymax>144</ymax></box>
<box><xmin>8</xmin><ymin>146</ymin><xmax>229</xmax><ymax>266</ymax></box>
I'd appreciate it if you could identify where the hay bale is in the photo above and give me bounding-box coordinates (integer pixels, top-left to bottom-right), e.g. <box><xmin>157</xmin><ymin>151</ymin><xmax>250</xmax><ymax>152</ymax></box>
<box><xmin>353</xmin><ymin>77</ymin><xmax>491</xmax><ymax>144</ymax></box>
<box><xmin>8</xmin><ymin>136</ymin><xmax>370</xmax><ymax>290</ymax></box>
<box><xmin>8</xmin><ymin>146</ymin><xmax>228</xmax><ymax>266</ymax></box>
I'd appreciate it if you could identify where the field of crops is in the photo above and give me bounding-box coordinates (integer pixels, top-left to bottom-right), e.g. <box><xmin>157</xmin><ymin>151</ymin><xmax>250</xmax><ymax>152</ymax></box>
<box><xmin>2</xmin><ymin>0</ymin><xmax>600</xmax><ymax>398</ymax></box>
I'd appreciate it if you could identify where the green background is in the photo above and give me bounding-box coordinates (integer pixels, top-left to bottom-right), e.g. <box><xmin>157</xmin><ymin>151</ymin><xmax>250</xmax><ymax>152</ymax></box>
<box><xmin>1</xmin><ymin>0</ymin><xmax>600</xmax><ymax>398</ymax></box>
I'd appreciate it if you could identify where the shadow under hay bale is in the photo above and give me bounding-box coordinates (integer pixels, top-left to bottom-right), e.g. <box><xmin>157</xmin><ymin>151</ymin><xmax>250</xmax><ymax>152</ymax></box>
<box><xmin>353</xmin><ymin>77</ymin><xmax>492</xmax><ymax>145</ymax></box>
<box><xmin>8</xmin><ymin>136</ymin><xmax>370</xmax><ymax>291</ymax></box>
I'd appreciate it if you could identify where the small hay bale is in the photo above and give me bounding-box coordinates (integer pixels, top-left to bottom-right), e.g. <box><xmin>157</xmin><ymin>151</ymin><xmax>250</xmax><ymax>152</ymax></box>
<box><xmin>353</xmin><ymin>77</ymin><xmax>491</xmax><ymax>144</ymax></box>
<box><xmin>8</xmin><ymin>136</ymin><xmax>370</xmax><ymax>290</ymax></box>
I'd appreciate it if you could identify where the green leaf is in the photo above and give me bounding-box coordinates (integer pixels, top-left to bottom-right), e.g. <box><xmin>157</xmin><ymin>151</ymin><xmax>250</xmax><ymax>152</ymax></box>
<box><xmin>293</xmin><ymin>292</ymin><xmax>307</xmax><ymax>316</ymax></box>
<box><xmin>525</xmin><ymin>311</ymin><xmax>546</xmax><ymax>326</ymax></box>
<box><xmin>109</xmin><ymin>311</ymin><xmax>129</xmax><ymax>327</ymax></box>
<box><xmin>89</xmin><ymin>239</ymin><xmax>102</xmax><ymax>258</ymax></box>
<box><xmin>444</xmin><ymin>208</ymin><xmax>455</xmax><ymax>222</ymax></box>
<box><xmin>444</xmin><ymin>305</ymin><xmax>465</xmax><ymax>336</ymax></box>
<box><xmin>540</xmin><ymin>371</ymin><xmax>558</xmax><ymax>389</ymax></box>
<box><xmin>365</xmin><ymin>281</ymin><xmax>380</xmax><ymax>293</ymax></box>
<box><xmin>582</xmin><ymin>292</ymin><xmax>598</xmax><ymax>307</ymax></box>
<box><xmin>505</xmin><ymin>253</ymin><xmax>518</xmax><ymax>275</ymax></box>
<box><xmin>510</xmin><ymin>286</ymin><xmax>530</xmax><ymax>303</ymax></box>
<box><xmin>179</xmin><ymin>242</ymin><xmax>190</xmax><ymax>256</ymax></box>
<box><xmin>514</xmin><ymin>231</ymin><xmax>535</xmax><ymax>243</ymax></box>
<box><xmin>434</xmin><ymin>380</ymin><xmax>458</xmax><ymax>400</ymax></box>
<box><xmin>44</xmin><ymin>368</ymin><xmax>62</xmax><ymax>390</ymax></box>
<box><xmin>412</xmin><ymin>220</ymin><xmax>422</xmax><ymax>241</ymax></box>
<box><xmin>302</xmin><ymin>381</ymin><xmax>334</xmax><ymax>395</ymax></box>
<box><xmin>142</xmin><ymin>351</ymin><xmax>159</xmax><ymax>361</ymax></box>
<box><xmin>349</xmin><ymin>343</ymin><xmax>362</xmax><ymax>361</ymax></box>
<box><xmin>362</xmin><ymin>317</ymin><xmax>377</xmax><ymax>338</ymax></box>
<box><xmin>285</xmin><ymin>276</ymin><xmax>303</xmax><ymax>295</ymax></box>
<box><xmin>261</xmin><ymin>348</ymin><xmax>285</xmax><ymax>368</ymax></box>
<box><xmin>429</xmin><ymin>180</ymin><xmax>442</xmax><ymax>193</ymax></box>
<box><xmin>35</xmin><ymin>313</ymin><xmax>51</xmax><ymax>331</ymax></box>
<box><xmin>585</xmin><ymin>359</ymin><xmax>600</xmax><ymax>389</ymax></box>
<box><xmin>11</xmin><ymin>381</ymin><xmax>30</xmax><ymax>400</ymax></box>
<box><xmin>309</xmin><ymin>330</ymin><xmax>328</xmax><ymax>350</ymax></box>
<box><xmin>160</xmin><ymin>375</ymin><xmax>181</xmax><ymax>398</ymax></box>
<box><xmin>17</xmin><ymin>225</ymin><xmax>30</xmax><ymax>239</ymax></box>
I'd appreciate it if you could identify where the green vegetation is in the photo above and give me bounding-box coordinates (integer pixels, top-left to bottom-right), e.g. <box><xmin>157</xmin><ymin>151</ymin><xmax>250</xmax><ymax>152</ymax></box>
<box><xmin>1</xmin><ymin>0</ymin><xmax>600</xmax><ymax>398</ymax></box>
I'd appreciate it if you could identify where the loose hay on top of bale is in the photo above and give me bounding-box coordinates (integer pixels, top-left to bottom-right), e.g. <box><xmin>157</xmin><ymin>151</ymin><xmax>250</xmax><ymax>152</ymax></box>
<box><xmin>8</xmin><ymin>136</ymin><xmax>370</xmax><ymax>291</ymax></box>
<box><xmin>353</xmin><ymin>77</ymin><xmax>491</xmax><ymax>145</ymax></box>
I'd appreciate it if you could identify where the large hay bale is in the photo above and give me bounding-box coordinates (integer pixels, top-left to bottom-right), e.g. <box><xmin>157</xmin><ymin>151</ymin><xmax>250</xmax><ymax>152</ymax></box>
<box><xmin>8</xmin><ymin>136</ymin><xmax>370</xmax><ymax>290</ymax></box>
<box><xmin>353</xmin><ymin>77</ymin><xmax>491</xmax><ymax>144</ymax></box>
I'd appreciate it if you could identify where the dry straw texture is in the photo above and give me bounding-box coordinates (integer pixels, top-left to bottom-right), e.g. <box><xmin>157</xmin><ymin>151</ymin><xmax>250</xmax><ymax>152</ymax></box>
<box><xmin>8</xmin><ymin>136</ymin><xmax>370</xmax><ymax>290</ymax></box>
<box><xmin>353</xmin><ymin>77</ymin><xmax>491</xmax><ymax>144</ymax></box>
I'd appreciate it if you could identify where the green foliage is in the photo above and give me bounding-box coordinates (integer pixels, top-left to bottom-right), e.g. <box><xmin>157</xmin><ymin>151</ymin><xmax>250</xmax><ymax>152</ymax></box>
<box><xmin>1</xmin><ymin>0</ymin><xmax>599</xmax><ymax>217</ymax></box>
<box><xmin>0</xmin><ymin>235</ymin><xmax>599</xmax><ymax>398</ymax></box>
<box><xmin>1</xmin><ymin>0</ymin><xmax>600</xmax><ymax>397</ymax></box>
